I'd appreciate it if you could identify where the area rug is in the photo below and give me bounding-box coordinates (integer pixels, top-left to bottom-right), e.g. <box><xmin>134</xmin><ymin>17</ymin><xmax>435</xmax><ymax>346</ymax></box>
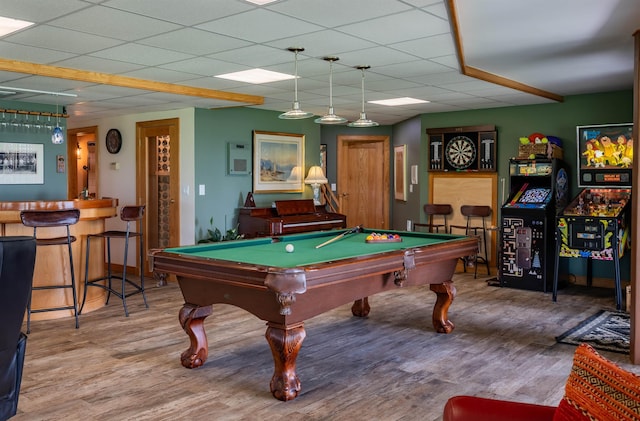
<box><xmin>556</xmin><ymin>310</ymin><xmax>630</xmax><ymax>354</ymax></box>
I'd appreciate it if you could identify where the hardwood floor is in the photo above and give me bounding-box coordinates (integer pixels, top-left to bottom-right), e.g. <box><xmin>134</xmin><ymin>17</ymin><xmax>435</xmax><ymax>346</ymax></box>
<box><xmin>13</xmin><ymin>273</ymin><xmax>638</xmax><ymax>421</ymax></box>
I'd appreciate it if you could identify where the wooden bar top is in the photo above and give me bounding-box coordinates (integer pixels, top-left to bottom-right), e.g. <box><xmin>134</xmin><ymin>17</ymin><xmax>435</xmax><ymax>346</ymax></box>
<box><xmin>0</xmin><ymin>198</ymin><xmax>118</xmax><ymax>223</ymax></box>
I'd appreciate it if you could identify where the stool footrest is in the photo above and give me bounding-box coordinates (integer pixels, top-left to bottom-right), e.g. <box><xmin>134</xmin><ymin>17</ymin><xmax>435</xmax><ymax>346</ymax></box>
<box><xmin>29</xmin><ymin>305</ymin><xmax>77</xmax><ymax>313</ymax></box>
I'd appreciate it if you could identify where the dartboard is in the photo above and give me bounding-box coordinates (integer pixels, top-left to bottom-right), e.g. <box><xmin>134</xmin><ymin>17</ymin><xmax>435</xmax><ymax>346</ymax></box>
<box><xmin>445</xmin><ymin>135</ymin><xmax>476</xmax><ymax>169</ymax></box>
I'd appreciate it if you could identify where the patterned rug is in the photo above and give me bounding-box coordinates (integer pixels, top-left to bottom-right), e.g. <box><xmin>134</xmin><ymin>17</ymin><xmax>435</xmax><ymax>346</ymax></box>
<box><xmin>556</xmin><ymin>310</ymin><xmax>630</xmax><ymax>354</ymax></box>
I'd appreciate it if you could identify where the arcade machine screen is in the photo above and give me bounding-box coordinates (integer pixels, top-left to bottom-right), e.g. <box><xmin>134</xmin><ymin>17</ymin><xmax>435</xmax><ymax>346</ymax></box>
<box><xmin>577</xmin><ymin>123</ymin><xmax>633</xmax><ymax>187</ymax></box>
<box><xmin>504</xmin><ymin>185</ymin><xmax>552</xmax><ymax>209</ymax></box>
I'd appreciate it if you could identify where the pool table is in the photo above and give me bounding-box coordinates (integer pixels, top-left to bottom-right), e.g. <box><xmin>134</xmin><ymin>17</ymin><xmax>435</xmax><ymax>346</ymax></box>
<box><xmin>150</xmin><ymin>228</ymin><xmax>477</xmax><ymax>401</ymax></box>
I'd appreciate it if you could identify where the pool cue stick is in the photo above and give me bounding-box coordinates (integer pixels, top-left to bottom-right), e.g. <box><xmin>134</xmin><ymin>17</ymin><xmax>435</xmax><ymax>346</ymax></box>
<box><xmin>315</xmin><ymin>225</ymin><xmax>361</xmax><ymax>249</ymax></box>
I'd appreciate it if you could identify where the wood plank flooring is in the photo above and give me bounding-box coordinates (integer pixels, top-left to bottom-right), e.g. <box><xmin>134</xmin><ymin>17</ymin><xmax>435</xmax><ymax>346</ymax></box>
<box><xmin>12</xmin><ymin>273</ymin><xmax>639</xmax><ymax>421</ymax></box>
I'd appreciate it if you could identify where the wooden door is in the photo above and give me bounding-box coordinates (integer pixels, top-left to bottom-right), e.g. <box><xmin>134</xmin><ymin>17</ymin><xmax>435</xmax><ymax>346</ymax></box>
<box><xmin>337</xmin><ymin>135</ymin><xmax>390</xmax><ymax>229</ymax></box>
<box><xmin>67</xmin><ymin>126</ymin><xmax>98</xmax><ymax>199</ymax></box>
<box><xmin>136</xmin><ymin>118</ymin><xmax>180</xmax><ymax>276</ymax></box>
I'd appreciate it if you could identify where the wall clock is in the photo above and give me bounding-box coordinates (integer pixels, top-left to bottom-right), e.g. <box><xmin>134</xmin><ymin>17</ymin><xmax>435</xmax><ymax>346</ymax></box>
<box><xmin>445</xmin><ymin>135</ymin><xmax>476</xmax><ymax>169</ymax></box>
<box><xmin>106</xmin><ymin>129</ymin><xmax>122</xmax><ymax>154</ymax></box>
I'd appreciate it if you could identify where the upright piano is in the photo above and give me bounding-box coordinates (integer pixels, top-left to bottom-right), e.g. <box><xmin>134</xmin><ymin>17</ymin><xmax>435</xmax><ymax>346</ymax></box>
<box><xmin>238</xmin><ymin>199</ymin><xmax>347</xmax><ymax>238</ymax></box>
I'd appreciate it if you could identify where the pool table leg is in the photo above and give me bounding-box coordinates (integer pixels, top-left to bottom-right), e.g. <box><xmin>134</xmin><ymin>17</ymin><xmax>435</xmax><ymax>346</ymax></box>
<box><xmin>178</xmin><ymin>303</ymin><xmax>213</xmax><ymax>369</ymax></box>
<box><xmin>430</xmin><ymin>281</ymin><xmax>456</xmax><ymax>333</ymax></box>
<box><xmin>265</xmin><ymin>322</ymin><xmax>306</xmax><ymax>401</ymax></box>
<box><xmin>351</xmin><ymin>297</ymin><xmax>370</xmax><ymax>317</ymax></box>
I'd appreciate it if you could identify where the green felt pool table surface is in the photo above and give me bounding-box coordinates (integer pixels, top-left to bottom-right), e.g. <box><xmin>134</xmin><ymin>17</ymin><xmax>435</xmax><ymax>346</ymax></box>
<box><xmin>164</xmin><ymin>228</ymin><xmax>466</xmax><ymax>268</ymax></box>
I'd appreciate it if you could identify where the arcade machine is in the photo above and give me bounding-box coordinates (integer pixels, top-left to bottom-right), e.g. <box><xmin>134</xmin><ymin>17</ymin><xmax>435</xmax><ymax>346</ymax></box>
<box><xmin>500</xmin><ymin>158</ymin><xmax>570</xmax><ymax>291</ymax></box>
<box><xmin>553</xmin><ymin>123</ymin><xmax>633</xmax><ymax>310</ymax></box>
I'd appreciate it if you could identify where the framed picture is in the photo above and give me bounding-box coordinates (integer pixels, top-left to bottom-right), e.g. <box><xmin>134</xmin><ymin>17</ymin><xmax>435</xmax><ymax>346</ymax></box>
<box><xmin>0</xmin><ymin>142</ymin><xmax>44</xmax><ymax>184</ymax></box>
<box><xmin>320</xmin><ymin>143</ymin><xmax>327</xmax><ymax>173</ymax></box>
<box><xmin>576</xmin><ymin>123</ymin><xmax>633</xmax><ymax>187</ymax></box>
<box><xmin>253</xmin><ymin>130</ymin><xmax>305</xmax><ymax>193</ymax></box>
<box><xmin>394</xmin><ymin>145</ymin><xmax>407</xmax><ymax>201</ymax></box>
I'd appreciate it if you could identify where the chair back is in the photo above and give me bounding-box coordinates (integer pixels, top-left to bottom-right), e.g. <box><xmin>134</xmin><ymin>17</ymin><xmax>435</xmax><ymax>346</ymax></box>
<box><xmin>460</xmin><ymin>205</ymin><xmax>491</xmax><ymax>218</ymax></box>
<box><xmin>20</xmin><ymin>209</ymin><xmax>80</xmax><ymax>228</ymax></box>
<box><xmin>120</xmin><ymin>205</ymin><xmax>145</xmax><ymax>237</ymax></box>
<box><xmin>424</xmin><ymin>204</ymin><xmax>453</xmax><ymax>217</ymax></box>
<box><xmin>120</xmin><ymin>205</ymin><xmax>145</xmax><ymax>222</ymax></box>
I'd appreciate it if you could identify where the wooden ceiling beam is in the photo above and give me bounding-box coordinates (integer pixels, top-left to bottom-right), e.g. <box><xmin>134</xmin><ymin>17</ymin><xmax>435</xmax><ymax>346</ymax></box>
<box><xmin>0</xmin><ymin>58</ymin><xmax>264</xmax><ymax>106</ymax></box>
<box><xmin>446</xmin><ymin>0</ymin><xmax>564</xmax><ymax>103</ymax></box>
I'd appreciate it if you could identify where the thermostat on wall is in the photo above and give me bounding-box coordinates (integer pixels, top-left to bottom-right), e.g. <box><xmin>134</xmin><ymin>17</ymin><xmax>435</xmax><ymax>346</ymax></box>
<box><xmin>227</xmin><ymin>143</ymin><xmax>251</xmax><ymax>175</ymax></box>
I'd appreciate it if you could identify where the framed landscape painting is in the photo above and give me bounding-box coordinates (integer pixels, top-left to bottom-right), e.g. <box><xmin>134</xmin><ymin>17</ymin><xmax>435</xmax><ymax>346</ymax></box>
<box><xmin>253</xmin><ymin>131</ymin><xmax>305</xmax><ymax>193</ymax></box>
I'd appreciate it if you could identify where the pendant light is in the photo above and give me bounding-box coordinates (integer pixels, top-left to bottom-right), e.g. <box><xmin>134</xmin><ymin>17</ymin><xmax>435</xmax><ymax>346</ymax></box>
<box><xmin>51</xmin><ymin>95</ymin><xmax>64</xmax><ymax>144</ymax></box>
<box><xmin>279</xmin><ymin>47</ymin><xmax>313</xmax><ymax>120</ymax></box>
<box><xmin>315</xmin><ymin>56</ymin><xmax>347</xmax><ymax>125</ymax></box>
<box><xmin>348</xmin><ymin>65</ymin><xmax>379</xmax><ymax>128</ymax></box>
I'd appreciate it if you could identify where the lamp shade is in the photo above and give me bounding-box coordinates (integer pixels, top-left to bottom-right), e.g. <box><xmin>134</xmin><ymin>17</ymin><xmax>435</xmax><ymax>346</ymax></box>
<box><xmin>304</xmin><ymin>166</ymin><xmax>328</xmax><ymax>185</ymax></box>
<box><xmin>287</xmin><ymin>166</ymin><xmax>302</xmax><ymax>181</ymax></box>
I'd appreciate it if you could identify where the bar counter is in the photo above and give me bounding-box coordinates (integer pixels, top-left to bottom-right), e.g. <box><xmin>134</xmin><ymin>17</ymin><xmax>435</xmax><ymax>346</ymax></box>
<box><xmin>0</xmin><ymin>198</ymin><xmax>118</xmax><ymax>321</ymax></box>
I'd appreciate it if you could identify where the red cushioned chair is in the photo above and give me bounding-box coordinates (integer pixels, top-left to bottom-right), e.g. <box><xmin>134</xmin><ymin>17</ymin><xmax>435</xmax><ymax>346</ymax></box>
<box><xmin>443</xmin><ymin>343</ymin><xmax>640</xmax><ymax>421</ymax></box>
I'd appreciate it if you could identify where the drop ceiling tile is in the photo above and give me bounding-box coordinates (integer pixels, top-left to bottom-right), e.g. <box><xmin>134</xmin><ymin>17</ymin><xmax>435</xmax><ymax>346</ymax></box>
<box><xmin>161</xmin><ymin>57</ymin><xmax>250</xmax><ymax>77</ymax></box>
<box><xmin>103</xmin><ymin>0</ymin><xmax>254</xmax><ymax>26</ymax></box>
<box><xmin>90</xmin><ymin>44</ymin><xmax>195</xmax><ymax>67</ymax></box>
<box><xmin>121</xmin><ymin>68</ymin><xmax>203</xmax><ymax>84</ymax></box>
<box><xmin>268</xmin><ymin>0</ymin><xmax>412</xmax><ymax>27</ymax></box>
<box><xmin>338</xmin><ymin>9</ymin><xmax>451</xmax><ymax>45</ymax></box>
<box><xmin>375</xmin><ymin>60</ymin><xmax>453</xmax><ymax>78</ymax></box>
<box><xmin>331</xmin><ymin>46</ymin><xmax>421</xmax><ymax>69</ymax></box>
<box><xmin>5</xmin><ymin>25</ymin><xmax>124</xmax><ymax>55</ymax></box>
<box><xmin>195</xmin><ymin>9</ymin><xmax>323</xmax><ymax>43</ymax></box>
<box><xmin>208</xmin><ymin>45</ymin><xmax>296</xmax><ymax>68</ymax></box>
<box><xmin>0</xmin><ymin>41</ymin><xmax>76</xmax><ymax>64</ymax></box>
<box><xmin>53</xmin><ymin>56</ymin><xmax>145</xmax><ymax>75</ymax></box>
<box><xmin>139</xmin><ymin>28</ymin><xmax>252</xmax><ymax>56</ymax></box>
<box><xmin>47</xmin><ymin>6</ymin><xmax>182</xmax><ymax>41</ymax></box>
<box><xmin>0</xmin><ymin>0</ymin><xmax>90</xmax><ymax>22</ymax></box>
<box><xmin>391</xmin><ymin>33</ymin><xmax>456</xmax><ymax>59</ymax></box>
<box><xmin>269</xmin><ymin>30</ymin><xmax>377</xmax><ymax>59</ymax></box>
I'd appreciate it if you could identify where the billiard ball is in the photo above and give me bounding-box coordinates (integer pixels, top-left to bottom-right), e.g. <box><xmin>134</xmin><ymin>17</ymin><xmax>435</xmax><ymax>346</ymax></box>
<box><xmin>285</xmin><ymin>244</ymin><xmax>295</xmax><ymax>253</ymax></box>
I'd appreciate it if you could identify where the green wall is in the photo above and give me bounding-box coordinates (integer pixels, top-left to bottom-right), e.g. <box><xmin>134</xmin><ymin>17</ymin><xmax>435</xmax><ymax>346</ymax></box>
<box><xmin>0</xmin><ymin>100</ymin><xmax>67</xmax><ymax>200</ymax></box>
<box><xmin>193</xmin><ymin>107</ymin><xmax>323</xmax><ymax>240</ymax></box>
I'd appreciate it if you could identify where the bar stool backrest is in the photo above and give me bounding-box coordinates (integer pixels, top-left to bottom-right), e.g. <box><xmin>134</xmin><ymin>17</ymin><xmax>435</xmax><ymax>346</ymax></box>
<box><xmin>423</xmin><ymin>204</ymin><xmax>453</xmax><ymax>232</ymax></box>
<box><xmin>121</xmin><ymin>205</ymin><xmax>145</xmax><ymax>222</ymax></box>
<box><xmin>460</xmin><ymin>205</ymin><xmax>491</xmax><ymax>227</ymax></box>
<box><xmin>119</xmin><ymin>205</ymin><xmax>145</xmax><ymax>236</ymax></box>
<box><xmin>20</xmin><ymin>209</ymin><xmax>80</xmax><ymax>229</ymax></box>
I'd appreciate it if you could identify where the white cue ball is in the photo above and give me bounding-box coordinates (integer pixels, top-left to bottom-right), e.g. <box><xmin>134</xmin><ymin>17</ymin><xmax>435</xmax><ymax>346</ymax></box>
<box><xmin>285</xmin><ymin>244</ymin><xmax>295</xmax><ymax>253</ymax></box>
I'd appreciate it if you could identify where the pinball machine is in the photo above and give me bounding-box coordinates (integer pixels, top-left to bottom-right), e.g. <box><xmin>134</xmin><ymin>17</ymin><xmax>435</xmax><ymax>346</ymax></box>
<box><xmin>553</xmin><ymin>123</ymin><xmax>633</xmax><ymax>310</ymax></box>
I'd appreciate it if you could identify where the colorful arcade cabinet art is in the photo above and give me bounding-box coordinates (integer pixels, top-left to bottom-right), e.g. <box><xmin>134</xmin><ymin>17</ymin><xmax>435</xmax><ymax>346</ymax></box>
<box><xmin>500</xmin><ymin>158</ymin><xmax>569</xmax><ymax>291</ymax></box>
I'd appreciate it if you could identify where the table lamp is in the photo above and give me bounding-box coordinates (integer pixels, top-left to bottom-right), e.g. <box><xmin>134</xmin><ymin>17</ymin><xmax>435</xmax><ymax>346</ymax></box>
<box><xmin>305</xmin><ymin>166</ymin><xmax>328</xmax><ymax>205</ymax></box>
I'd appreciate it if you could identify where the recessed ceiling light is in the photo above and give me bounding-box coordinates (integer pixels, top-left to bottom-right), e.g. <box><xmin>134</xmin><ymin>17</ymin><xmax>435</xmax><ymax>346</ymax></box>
<box><xmin>245</xmin><ymin>0</ymin><xmax>279</xmax><ymax>5</ymax></box>
<box><xmin>368</xmin><ymin>97</ymin><xmax>429</xmax><ymax>106</ymax></box>
<box><xmin>0</xmin><ymin>16</ymin><xmax>34</xmax><ymax>37</ymax></box>
<box><xmin>215</xmin><ymin>69</ymin><xmax>294</xmax><ymax>84</ymax></box>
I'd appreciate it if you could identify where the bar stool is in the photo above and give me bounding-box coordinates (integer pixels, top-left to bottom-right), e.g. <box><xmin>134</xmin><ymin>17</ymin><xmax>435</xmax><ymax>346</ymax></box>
<box><xmin>80</xmin><ymin>205</ymin><xmax>148</xmax><ymax>317</ymax></box>
<box><xmin>449</xmin><ymin>205</ymin><xmax>492</xmax><ymax>278</ymax></box>
<box><xmin>20</xmin><ymin>209</ymin><xmax>81</xmax><ymax>333</ymax></box>
<box><xmin>413</xmin><ymin>204</ymin><xmax>453</xmax><ymax>233</ymax></box>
